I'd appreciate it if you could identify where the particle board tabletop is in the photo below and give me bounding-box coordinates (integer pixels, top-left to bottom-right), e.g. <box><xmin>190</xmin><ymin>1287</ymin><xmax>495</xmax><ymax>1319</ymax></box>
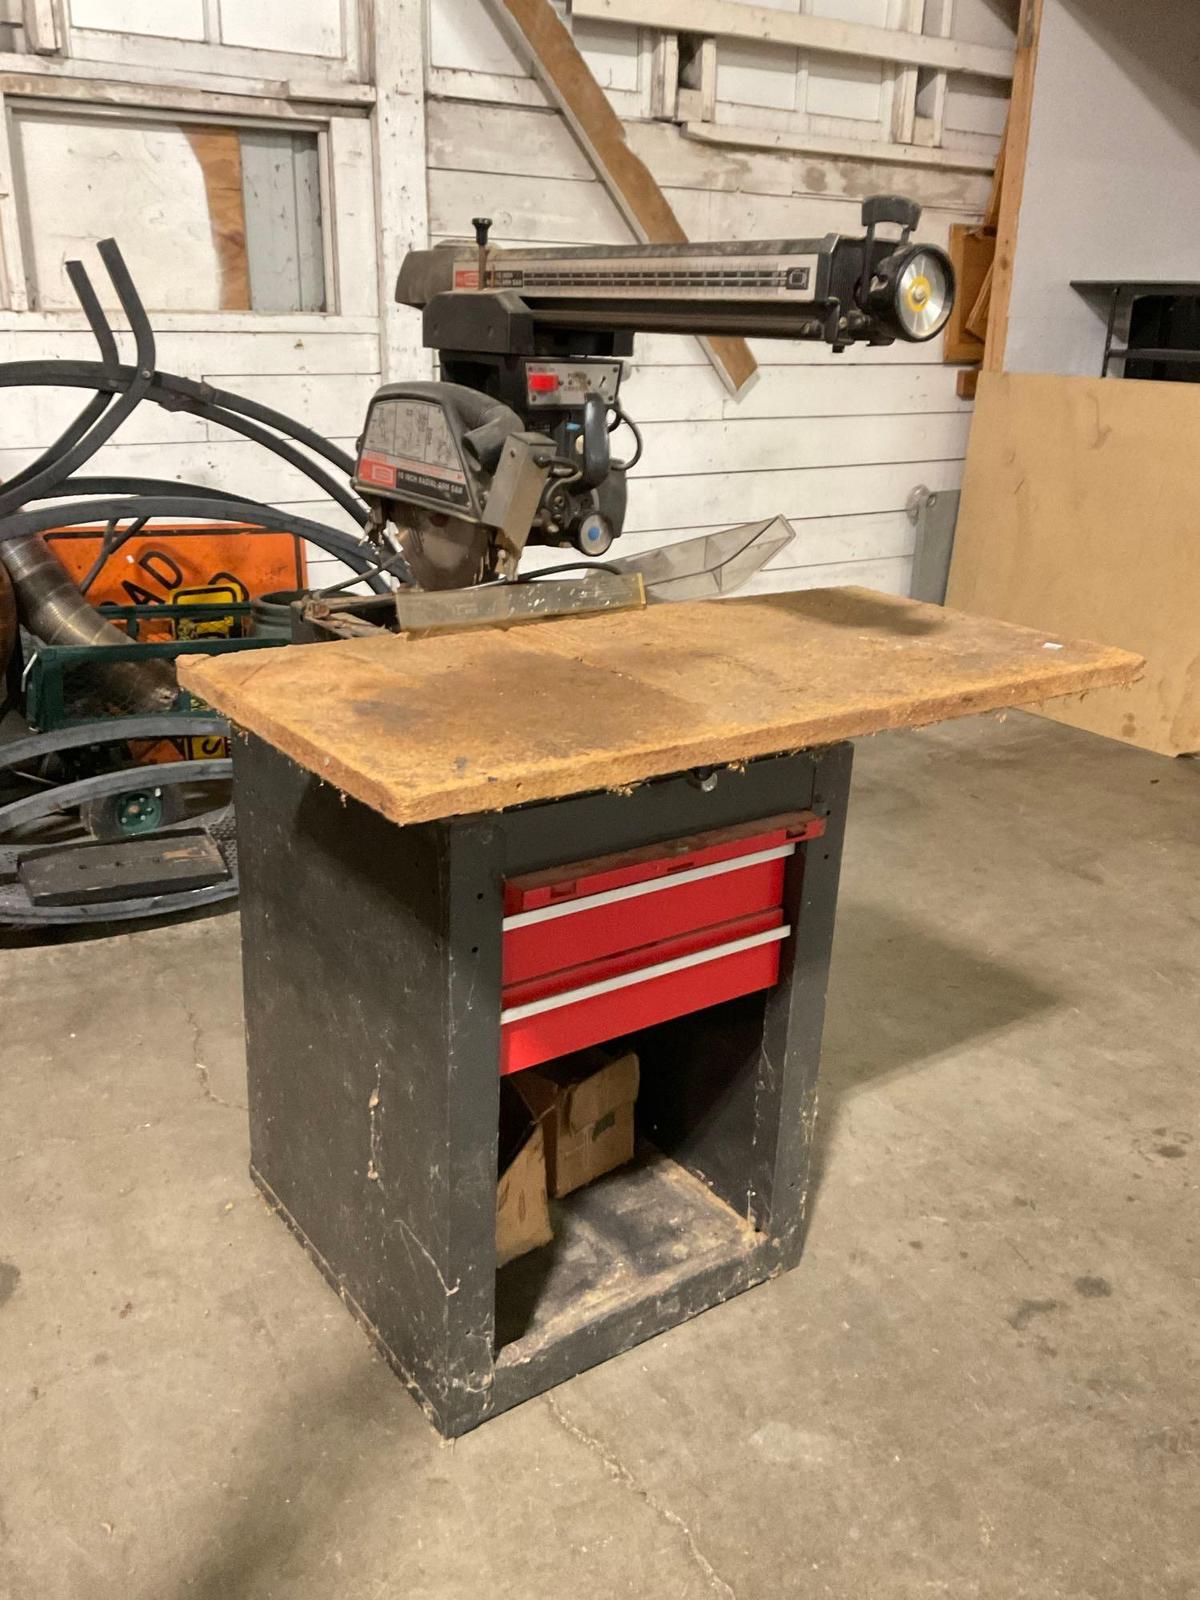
<box><xmin>178</xmin><ymin>587</ymin><xmax>1141</xmax><ymax>828</ymax></box>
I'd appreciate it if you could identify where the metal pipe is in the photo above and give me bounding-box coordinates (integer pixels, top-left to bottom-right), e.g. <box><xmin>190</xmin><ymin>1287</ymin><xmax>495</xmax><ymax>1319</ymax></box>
<box><xmin>3</xmin><ymin>533</ymin><xmax>177</xmax><ymax>714</ymax></box>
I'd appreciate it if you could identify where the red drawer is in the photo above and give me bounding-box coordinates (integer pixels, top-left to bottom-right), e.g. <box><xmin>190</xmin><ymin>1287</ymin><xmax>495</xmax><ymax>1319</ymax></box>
<box><xmin>502</xmin><ymin>810</ymin><xmax>821</xmax><ymax>986</ymax></box>
<box><xmin>497</xmin><ymin>811</ymin><xmax>821</xmax><ymax>1076</ymax></box>
<box><xmin>499</xmin><ymin>911</ymin><xmax>789</xmax><ymax>1075</ymax></box>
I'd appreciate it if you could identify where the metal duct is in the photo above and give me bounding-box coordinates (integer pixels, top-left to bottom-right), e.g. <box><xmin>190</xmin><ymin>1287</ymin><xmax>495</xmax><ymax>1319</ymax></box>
<box><xmin>2</xmin><ymin>533</ymin><xmax>177</xmax><ymax>715</ymax></box>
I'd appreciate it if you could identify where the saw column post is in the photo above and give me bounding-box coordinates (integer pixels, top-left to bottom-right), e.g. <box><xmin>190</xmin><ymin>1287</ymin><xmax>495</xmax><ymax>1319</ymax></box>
<box><xmin>234</xmin><ymin>734</ymin><xmax>852</xmax><ymax>1437</ymax></box>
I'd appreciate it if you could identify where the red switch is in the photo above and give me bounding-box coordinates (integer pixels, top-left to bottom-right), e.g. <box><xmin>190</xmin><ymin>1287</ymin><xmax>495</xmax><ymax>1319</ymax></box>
<box><xmin>528</xmin><ymin>371</ymin><xmax>560</xmax><ymax>395</ymax></box>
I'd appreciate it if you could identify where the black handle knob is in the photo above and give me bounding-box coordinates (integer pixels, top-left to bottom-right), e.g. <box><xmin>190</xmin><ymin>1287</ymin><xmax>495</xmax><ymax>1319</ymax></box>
<box><xmin>472</xmin><ymin>217</ymin><xmax>492</xmax><ymax>247</ymax></box>
<box><xmin>861</xmin><ymin>194</ymin><xmax>921</xmax><ymax>233</ymax></box>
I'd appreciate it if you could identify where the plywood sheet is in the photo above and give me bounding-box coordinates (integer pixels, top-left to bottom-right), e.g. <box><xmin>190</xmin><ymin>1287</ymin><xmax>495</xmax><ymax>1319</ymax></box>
<box><xmin>947</xmin><ymin>372</ymin><xmax>1198</xmax><ymax>756</ymax></box>
<box><xmin>179</xmin><ymin>586</ymin><xmax>1138</xmax><ymax>827</ymax></box>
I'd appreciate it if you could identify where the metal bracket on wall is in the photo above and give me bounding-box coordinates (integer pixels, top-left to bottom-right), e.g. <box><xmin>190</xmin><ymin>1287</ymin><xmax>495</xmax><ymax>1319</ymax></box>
<box><xmin>907</xmin><ymin>484</ymin><xmax>961</xmax><ymax>604</ymax></box>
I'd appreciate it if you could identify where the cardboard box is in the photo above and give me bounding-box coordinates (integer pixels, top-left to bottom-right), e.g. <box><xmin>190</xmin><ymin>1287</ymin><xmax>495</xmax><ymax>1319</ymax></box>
<box><xmin>515</xmin><ymin>1049</ymin><xmax>640</xmax><ymax>1199</ymax></box>
<box><xmin>496</xmin><ymin>1078</ymin><xmax>553</xmax><ymax>1267</ymax></box>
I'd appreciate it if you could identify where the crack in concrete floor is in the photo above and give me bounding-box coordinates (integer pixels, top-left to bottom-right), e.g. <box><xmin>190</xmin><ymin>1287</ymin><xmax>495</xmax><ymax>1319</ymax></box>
<box><xmin>543</xmin><ymin>1390</ymin><xmax>737</xmax><ymax>1599</ymax></box>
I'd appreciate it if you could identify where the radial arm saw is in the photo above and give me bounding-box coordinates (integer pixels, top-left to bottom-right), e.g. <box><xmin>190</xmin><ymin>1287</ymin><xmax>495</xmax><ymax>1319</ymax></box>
<box><xmin>348</xmin><ymin>193</ymin><xmax>954</xmax><ymax>601</ymax></box>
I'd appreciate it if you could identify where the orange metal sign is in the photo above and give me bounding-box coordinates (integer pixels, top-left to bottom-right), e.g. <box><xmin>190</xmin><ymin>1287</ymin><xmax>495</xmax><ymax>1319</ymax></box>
<box><xmin>46</xmin><ymin>522</ymin><xmax>304</xmax><ymax>641</ymax></box>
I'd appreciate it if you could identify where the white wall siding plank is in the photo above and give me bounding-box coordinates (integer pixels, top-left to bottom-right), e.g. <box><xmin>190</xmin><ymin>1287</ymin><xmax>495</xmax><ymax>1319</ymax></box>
<box><xmin>635</xmin><ymin>330</ymin><xmax>949</xmax><ymax>365</ymax></box>
<box><xmin>0</xmin><ymin>326</ymin><xmax>382</xmax><ymax>371</ymax></box>
<box><xmin>5</xmin><ymin>387</ymin><xmax>213</xmax><ymax>449</ymax></box>
<box><xmin>0</xmin><ymin>437</ymin><xmax>359</xmax><ymax>507</ymax></box>
<box><xmin>736</xmin><ymin>553</ymin><xmax>911</xmax><ymax>595</ymax></box>
<box><xmin>621</xmin><ymin>360</ymin><xmax>971</xmax><ymax>420</ymax></box>
<box><xmin>633</xmin><ymin>410</ymin><xmax>970</xmax><ymax>476</ymax></box>
<box><xmin>200</xmin><ymin>371</ymin><xmax>378</xmax><ymax>441</ymax></box>
<box><xmin>426</xmin><ymin>97</ymin><xmax>992</xmax><ymax>211</ymax></box>
<box><xmin>526</xmin><ymin>506</ymin><xmax>917</xmax><ymax>568</ymax></box>
<box><xmin>428</xmin><ymin>166</ymin><xmax>631</xmax><ymax>244</ymax></box>
<box><xmin>624</xmin><ymin>455</ymin><xmax>963</xmax><ymax>529</ymax></box>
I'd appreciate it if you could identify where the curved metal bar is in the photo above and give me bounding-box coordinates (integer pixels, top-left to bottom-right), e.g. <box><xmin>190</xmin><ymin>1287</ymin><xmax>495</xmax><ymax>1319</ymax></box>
<box><xmin>0</xmin><ymin>241</ymin><xmax>156</xmax><ymax>518</ymax></box>
<box><xmin>0</xmin><ymin>498</ymin><xmax>391</xmax><ymax>590</ymax></box>
<box><xmin>0</xmin><ymin>756</ymin><xmax>231</xmax><ymax>834</ymax></box>
<box><xmin>0</xmin><ymin>715</ymin><xmax>228</xmax><ymax>773</ymax></box>
<box><xmin>0</xmin><ymin>877</ymin><xmax>238</xmax><ymax>926</ymax></box>
<box><xmin>1</xmin><ymin>261</ymin><xmax>122</xmax><ymax>496</ymax></box>
<box><xmin>0</xmin><ymin>360</ymin><xmax>366</xmax><ymax>523</ymax></box>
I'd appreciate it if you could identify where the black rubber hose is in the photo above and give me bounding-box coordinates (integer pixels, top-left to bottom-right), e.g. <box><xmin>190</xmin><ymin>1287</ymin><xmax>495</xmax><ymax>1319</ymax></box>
<box><xmin>0</xmin><ymin>499</ymin><xmax>392</xmax><ymax>592</ymax></box>
<box><xmin>0</xmin><ymin>362</ymin><xmax>366</xmax><ymax>524</ymax></box>
<box><xmin>1</xmin><ymin>260</ymin><xmax>121</xmax><ymax>496</ymax></box>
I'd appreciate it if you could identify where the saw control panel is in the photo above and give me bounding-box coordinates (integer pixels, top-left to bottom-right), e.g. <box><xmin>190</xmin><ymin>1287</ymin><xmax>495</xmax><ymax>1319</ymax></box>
<box><xmin>523</xmin><ymin>360</ymin><xmax>622</xmax><ymax>410</ymax></box>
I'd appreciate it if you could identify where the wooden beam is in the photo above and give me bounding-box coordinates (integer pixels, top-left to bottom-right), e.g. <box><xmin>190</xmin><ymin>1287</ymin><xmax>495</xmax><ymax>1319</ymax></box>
<box><xmin>682</xmin><ymin>119</ymin><xmax>996</xmax><ymax>174</ymax></box>
<box><xmin>487</xmin><ymin>0</ymin><xmax>757</xmax><ymax>398</ymax></box>
<box><xmin>574</xmin><ymin>0</ymin><xmax>1015</xmax><ymax>81</ymax></box>
<box><xmin>982</xmin><ymin>111</ymin><xmax>1008</xmax><ymax>232</ymax></box>
<box><xmin>0</xmin><ymin>50</ymin><xmax>376</xmax><ymax>106</ymax></box>
<box><xmin>943</xmin><ymin>223</ymin><xmax>992</xmax><ymax>364</ymax></box>
<box><xmin>983</xmin><ymin>0</ymin><xmax>1043</xmax><ymax>373</ymax></box>
<box><xmin>0</xmin><ymin>70</ymin><xmax>363</xmax><ymax>122</ymax></box>
<box><xmin>964</xmin><ymin>259</ymin><xmax>993</xmax><ymax>342</ymax></box>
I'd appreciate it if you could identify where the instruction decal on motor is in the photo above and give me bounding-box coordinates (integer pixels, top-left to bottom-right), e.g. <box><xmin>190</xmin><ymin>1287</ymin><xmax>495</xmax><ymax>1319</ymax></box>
<box><xmin>357</xmin><ymin>398</ymin><xmax>470</xmax><ymax>508</ymax></box>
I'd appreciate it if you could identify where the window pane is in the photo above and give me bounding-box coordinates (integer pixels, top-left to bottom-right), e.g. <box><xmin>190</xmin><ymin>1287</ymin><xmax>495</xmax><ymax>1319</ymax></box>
<box><xmin>240</xmin><ymin>130</ymin><xmax>327</xmax><ymax>313</ymax></box>
<box><xmin>13</xmin><ymin>110</ymin><xmax>326</xmax><ymax>314</ymax></box>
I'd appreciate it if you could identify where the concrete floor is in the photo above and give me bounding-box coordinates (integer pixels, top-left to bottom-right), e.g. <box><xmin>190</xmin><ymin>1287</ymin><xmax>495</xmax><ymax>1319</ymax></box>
<box><xmin>2</xmin><ymin>712</ymin><xmax>1197</xmax><ymax>1600</ymax></box>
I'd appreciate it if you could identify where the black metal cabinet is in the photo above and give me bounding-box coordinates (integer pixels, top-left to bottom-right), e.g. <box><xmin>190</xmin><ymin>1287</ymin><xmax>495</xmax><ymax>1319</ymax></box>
<box><xmin>234</xmin><ymin>734</ymin><xmax>852</xmax><ymax>1437</ymax></box>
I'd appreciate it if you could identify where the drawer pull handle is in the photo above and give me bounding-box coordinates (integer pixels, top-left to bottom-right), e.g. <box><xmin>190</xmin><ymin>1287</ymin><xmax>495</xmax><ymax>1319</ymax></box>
<box><xmin>500</xmin><ymin>924</ymin><xmax>791</xmax><ymax>1024</ymax></box>
<box><xmin>502</xmin><ymin>843</ymin><xmax>795</xmax><ymax>932</ymax></box>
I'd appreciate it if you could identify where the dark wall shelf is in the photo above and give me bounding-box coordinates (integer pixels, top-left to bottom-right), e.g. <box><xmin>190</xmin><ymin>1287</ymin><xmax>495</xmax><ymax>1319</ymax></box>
<box><xmin>1071</xmin><ymin>280</ymin><xmax>1200</xmax><ymax>381</ymax></box>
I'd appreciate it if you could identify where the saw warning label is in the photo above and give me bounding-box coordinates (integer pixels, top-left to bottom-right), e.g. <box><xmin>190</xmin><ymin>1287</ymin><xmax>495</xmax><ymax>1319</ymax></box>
<box><xmin>358</xmin><ymin>398</ymin><xmax>470</xmax><ymax>509</ymax></box>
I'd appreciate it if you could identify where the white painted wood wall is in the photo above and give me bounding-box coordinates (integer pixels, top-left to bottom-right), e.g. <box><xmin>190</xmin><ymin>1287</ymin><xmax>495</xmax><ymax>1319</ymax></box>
<box><xmin>0</xmin><ymin>0</ymin><xmax>1014</xmax><ymax>599</ymax></box>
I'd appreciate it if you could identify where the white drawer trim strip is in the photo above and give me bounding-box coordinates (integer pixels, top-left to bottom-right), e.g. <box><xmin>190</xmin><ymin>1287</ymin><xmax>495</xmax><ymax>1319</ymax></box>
<box><xmin>502</xmin><ymin>842</ymin><xmax>795</xmax><ymax>931</ymax></box>
<box><xmin>500</xmin><ymin>924</ymin><xmax>791</xmax><ymax>1025</ymax></box>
